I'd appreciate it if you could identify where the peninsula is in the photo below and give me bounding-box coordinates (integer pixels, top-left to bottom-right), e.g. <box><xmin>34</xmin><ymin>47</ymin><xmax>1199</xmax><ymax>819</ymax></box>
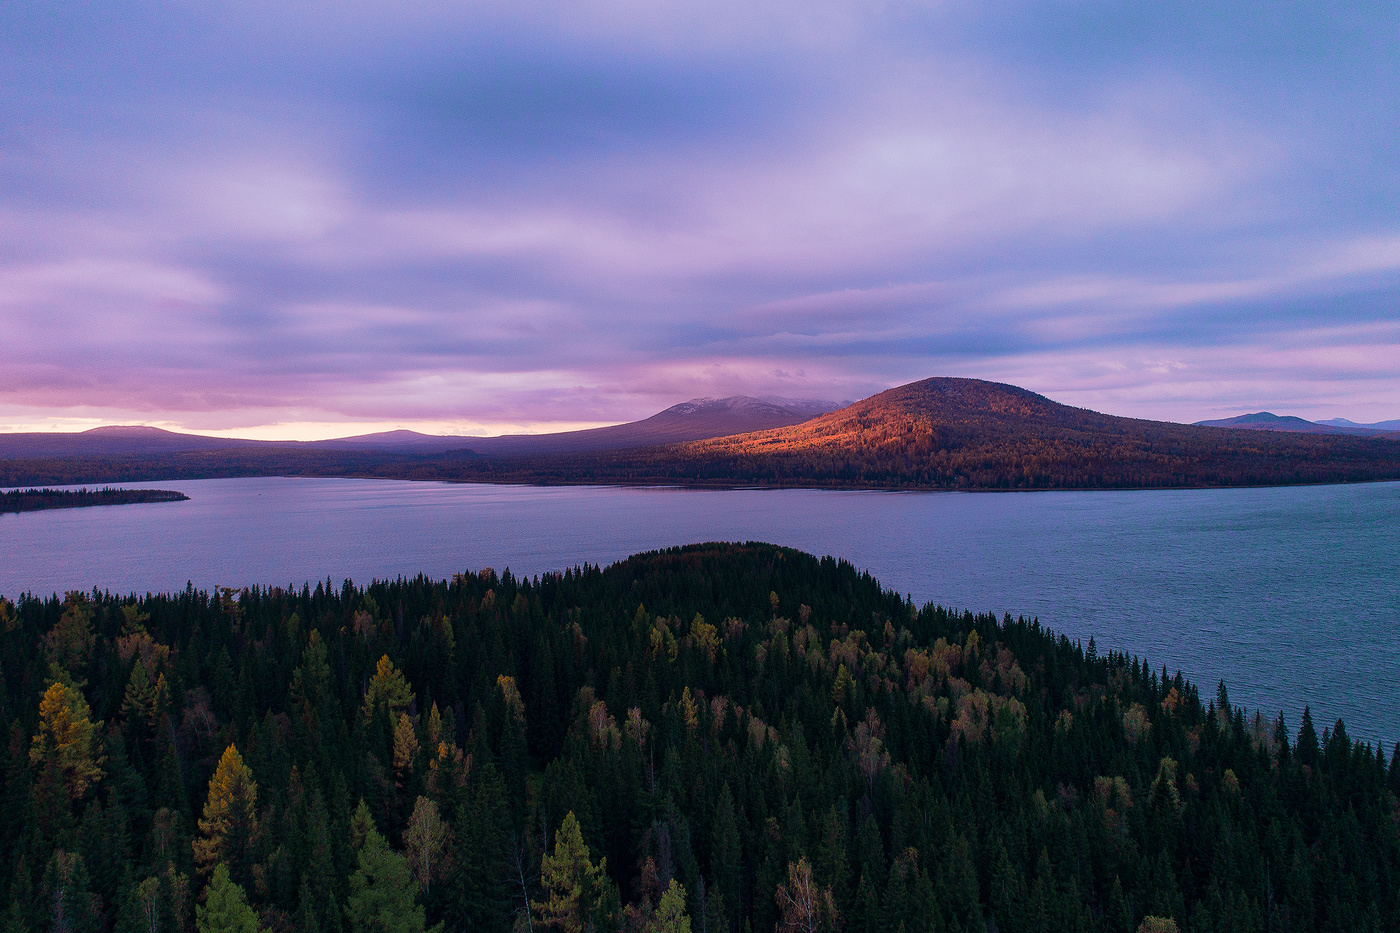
<box><xmin>0</xmin><ymin>486</ymin><xmax>189</xmax><ymax>514</ymax></box>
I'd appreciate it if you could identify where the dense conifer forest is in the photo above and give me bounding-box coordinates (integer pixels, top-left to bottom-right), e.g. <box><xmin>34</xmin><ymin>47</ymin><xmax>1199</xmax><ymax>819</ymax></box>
<box><xmin>2</xmin><ymin>543</ymin><xmax>1396</xmax><ymax>932</ymax></box>
<box><xmin>0</xmin><ymin>489</ymin><xmax>188</xmax><ymax>514</ymax></box>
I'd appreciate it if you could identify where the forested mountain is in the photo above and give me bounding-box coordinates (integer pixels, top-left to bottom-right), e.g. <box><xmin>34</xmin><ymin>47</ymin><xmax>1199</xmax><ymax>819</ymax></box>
<box><xmin>419</xmin><ymin>378</ymin><xmax>1400</xmax><ymax>489</ymax></box>
<box><xmin>3</xmin><ymin>378</ymin><xmax>1400</xmax><ymax>490</ymax></box>
<box><xmin>2</xmin><ymin>544</ymin><xmax>1395</xmax><ymax>932</ymax></box>
<box><xmin>452</xmin><ymin>397</ymin><xmax>842</xmax><ymax>457</ymax></box>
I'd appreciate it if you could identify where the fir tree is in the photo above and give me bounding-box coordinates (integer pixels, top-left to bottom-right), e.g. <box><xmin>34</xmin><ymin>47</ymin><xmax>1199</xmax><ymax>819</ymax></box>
<box><xmin>196</xmin><ymin>864</ymin><xmax>261</xmax><ymax>933</ymax></box>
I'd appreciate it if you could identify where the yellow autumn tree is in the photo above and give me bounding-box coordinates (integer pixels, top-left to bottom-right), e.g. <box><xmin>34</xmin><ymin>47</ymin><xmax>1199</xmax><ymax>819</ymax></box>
<box><xmin>392</xmin><ymin>712</ymin><xmax>419</xmax><ymax>786</ymax></box>
<box><xmin>194</xmin><ymin>745</ymin><xmax>259</xmax><ymax>883</ymax></box>
<box><xmin>362</xmin><ymin>655</ymin><xmax>413</xmax><ymax>724</ymax></box>
<box><xmin>30</xmin><ymin>680</ymin><xmax>104</xmax><ymax>822</ymax></box>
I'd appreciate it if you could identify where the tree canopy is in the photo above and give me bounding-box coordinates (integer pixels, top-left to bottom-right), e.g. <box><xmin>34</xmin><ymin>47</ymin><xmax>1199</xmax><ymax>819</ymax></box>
<box><xmin>0</xmin><ymin>543</ymin><xmax>1395</xmax><ymax>932</ymax></box>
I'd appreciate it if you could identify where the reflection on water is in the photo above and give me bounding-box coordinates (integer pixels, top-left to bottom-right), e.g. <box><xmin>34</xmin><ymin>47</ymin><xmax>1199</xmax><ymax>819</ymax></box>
<box><xmin>3</xmin><ymin>477</ymin><xmax>1397</xmax><ymax>745</ymax></box>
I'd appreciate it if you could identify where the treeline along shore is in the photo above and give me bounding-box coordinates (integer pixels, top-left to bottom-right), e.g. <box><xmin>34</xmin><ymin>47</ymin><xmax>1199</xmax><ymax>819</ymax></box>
<box><xmin>2</xmin><ymin>543</ymin><xmax>1396</xmax><ymax>931</ymax></box>
<box><xmin>0</xmin><ymin>487</ymin><xmax>189</xmax><ymax>514</ymax></box>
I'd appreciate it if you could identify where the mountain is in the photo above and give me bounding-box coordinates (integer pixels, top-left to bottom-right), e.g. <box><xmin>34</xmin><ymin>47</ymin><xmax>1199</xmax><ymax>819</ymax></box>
<box><xmin>1318</xmin><ymin>417</ymin><xmax>1400</xmax><ymax>431</ymax></box>
<box><xmin>1194</xmin><ymin>412</ymin><xmax>1339</xmax><ymax>432</ymax></box>
<box><xmin>5</xmin><ymin>379</ymin><xmax>1398</xmax><ymax>490</ymax></box>
<box><xmin>454</xmin><ymin>395</ymin><xmax>842</xmax><ymax>457</ymax></box>
<box><xmin>429</xmin><ymin>377</ymin><xmax>1400</xmax><ymax>489</ymax></box>
<box><xmin>1195</xmin><ymin>413</ymin><xmax>1400</xmax><ymax>436</ymax></box>
<box><xmin>0</xmin><ymin>396</ymin><xmax>841</xmax><ymax>462</ymax></box>
<box><xmin>303</xmin><ymin>396</ymin><xmax>840</xmax><ymax>455</ymax></box>
<box><xmin>0</xmin><ymin>424</ymin><xmax>281</xmax><ymax>458</ymax></box>
<box><xmin>305</xmin><ymin>429</ymin><xmax>476</xmax><ymax>453</ymax></box>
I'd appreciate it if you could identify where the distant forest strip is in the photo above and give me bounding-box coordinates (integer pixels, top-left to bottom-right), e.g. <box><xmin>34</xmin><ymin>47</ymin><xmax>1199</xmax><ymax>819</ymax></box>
<box><xmin>1</xmin><ymin>543</ymin><xmax>1396</xmax><ymax>932</ymax></box>
<box><xmin>0</xmin><ymin>486</ymin><xmax>189</xmax><ymax>513</ymax></box>
<box><xmin>0</xmin><ymin>449</ymin><xmax>472</xmax><ymax>488</ymax></box>
<box><xmin>394</xmin><ymin>427</ymin><xmax>1400</xmax><ymax>490</ymax></box>
<box><xmin>2</xmin><ymin>428</ymin><xmax>1400</xmax><ymax>492</ymax></box>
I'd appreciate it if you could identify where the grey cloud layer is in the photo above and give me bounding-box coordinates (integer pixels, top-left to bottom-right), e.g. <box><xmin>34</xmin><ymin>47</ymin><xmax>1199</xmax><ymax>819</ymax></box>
<box><xmin>2</xmin><ymin>0</ymin><xmax>1398</xmax><ymax>432</ymax></box>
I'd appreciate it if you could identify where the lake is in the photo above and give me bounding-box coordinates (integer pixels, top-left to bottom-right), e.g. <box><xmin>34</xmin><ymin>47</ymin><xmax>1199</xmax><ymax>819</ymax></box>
<box><xmin>3</xmin><ymin>476</ymin><xmax>1397</xmax><ymax>747</ymax></box>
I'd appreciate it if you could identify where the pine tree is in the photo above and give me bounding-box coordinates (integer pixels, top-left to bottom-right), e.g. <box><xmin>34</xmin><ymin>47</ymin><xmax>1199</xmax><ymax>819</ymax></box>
<box><xmin>711</xmin><ymin>785</ymin><xmax>741</xmax><ymax>932</ymax></box>
<box><xmin>533</xmin><ymin>811</ymin><xmax>606</xmax><ymax>933</ymax></box>
<box><xmin>811</xmin><ymin>806</ymin><xmax>850</xmax><ymax>915</ymax></box>
<box><xmin>450</xmin><ymin>763</ymin><xmax>511</xmax><ymax>933</ymax></box>
<box><xmin>1106</xmin><ymin>877</ymin><xmax>1131</xmax><ymax>933</ymax></box>
<box><xmin>1296</xmin><ymin>707</ymin><xmax>1319</xmax><ymax>768</ymax></box>
<box><xmin>41</xmin><ymin>850</ymin><xmax>101</xmax><ymax>933</ymax></box>
<box><xmin>197</xmin><ymin>864</ymin><xmax>262</xmax><ymax>933</ymax></box>
<box><xmin>345</xmin><ymin>823</ymin><xmax>431</xmax><ymax>933</ymax></box>
<box><xmin>641</xmin><ymin>879</ymin><xmax>692</xmax><ymax>933</ymax></box>
<box><xmin>988</xmin><ymin>843</ymin><xmax>1024</xmax><ymax>933</ymax></box>
<box><xmin>295</xmin><ymin>878</ymin><xmax>323</xmax><ymax>933</ymax></box>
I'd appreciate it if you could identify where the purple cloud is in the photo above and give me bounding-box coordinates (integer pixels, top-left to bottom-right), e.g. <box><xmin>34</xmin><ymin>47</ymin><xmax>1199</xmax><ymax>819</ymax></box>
<box><xmin>2</xmin><ymin>0</ymin><xmax>1398</xmax><ymax>436</ymax></box>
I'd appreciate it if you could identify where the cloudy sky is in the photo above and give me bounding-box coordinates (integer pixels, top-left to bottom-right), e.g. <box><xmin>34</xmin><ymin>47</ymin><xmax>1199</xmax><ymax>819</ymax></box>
<box><xmin>3</xmin><ymin>0</ymin><xmax>1397</xmax><ymax>438</ymax></box>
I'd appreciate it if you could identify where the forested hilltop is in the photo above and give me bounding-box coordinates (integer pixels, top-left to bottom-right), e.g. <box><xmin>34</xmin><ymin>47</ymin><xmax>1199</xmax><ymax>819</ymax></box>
<box><xmin>426</xmin><ymin>379</ymin><xmax>1400</xmax><ymax>490</ymax></box>
<box><xmin>2</xmin><ymin>544</ymin><xmax>1396</xmax><ymax>933</ymax></box>
<box><xmin>5</xmin><ymin>379</ymin><xmax>1400</xmax><ymax>491</ymax></box>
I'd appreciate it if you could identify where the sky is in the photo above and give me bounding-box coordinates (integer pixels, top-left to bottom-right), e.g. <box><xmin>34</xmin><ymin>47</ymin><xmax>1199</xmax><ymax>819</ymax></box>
<box><xmin>2</xmin><ymin>0</ymin><xmax>1398</xmax><ymax>439</ymax></box>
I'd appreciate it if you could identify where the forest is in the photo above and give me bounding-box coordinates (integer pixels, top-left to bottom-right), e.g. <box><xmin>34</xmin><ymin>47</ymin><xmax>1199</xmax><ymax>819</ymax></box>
<box><xmin>1</xmin><ymin>543</ymin><xmax>1397</xmax><ymax>932</ymax></box>
<box><xmin>0</xmin><ymin>489</ymin><xmax>188</xmax><ymax>514</ymax></box>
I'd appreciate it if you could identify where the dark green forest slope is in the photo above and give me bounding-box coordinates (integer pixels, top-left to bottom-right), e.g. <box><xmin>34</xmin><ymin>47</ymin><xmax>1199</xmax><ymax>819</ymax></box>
<box><xmin>2</xmin><ymin>544</ymin><xmax>1396</xmax><ymax>932</ymax></box>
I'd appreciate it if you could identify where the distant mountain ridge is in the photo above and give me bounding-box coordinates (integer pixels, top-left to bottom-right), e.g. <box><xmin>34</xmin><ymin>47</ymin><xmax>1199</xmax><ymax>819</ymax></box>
<box><xmin>1317</xmin><ymin>417</ymin><xmax>1400</xmax><ymax>431</ymax></box>
<box><xmin>0</xmin><ymin>395</ymin><xmax>841</xmax><ymax>460</ymax></box>
<box><xmin>1195</xmin><ymin>412</ymin><xmax>1400</xmax><ymax>436</ymax></box>
<box><xmin>0</xmin><ymin>425</ymin><xmax>276</xmax><ymax>458</ymax></box>
<box><xmin>4</xmin><ymin>378</ymin><xmax>1398</xmax><ymax>490</ymax></box>
<box><xmin>456</xmin><ymin>395</ymin><xmax>841</xmax><ymax>457</ymax></box>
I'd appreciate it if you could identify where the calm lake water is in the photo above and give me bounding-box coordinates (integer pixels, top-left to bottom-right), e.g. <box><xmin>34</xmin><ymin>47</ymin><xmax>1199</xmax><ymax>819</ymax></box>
<box><xmin>3</xmin><ymin>477</ymin><xmax>1397</xmax><ymax>747</ymax></box>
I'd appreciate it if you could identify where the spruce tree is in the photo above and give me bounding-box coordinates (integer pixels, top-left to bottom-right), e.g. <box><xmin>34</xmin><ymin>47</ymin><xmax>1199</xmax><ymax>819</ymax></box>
<box><xmin>196</xmin><ymin>865</ymin><xmax>261</xmax><ymax>933</ymax></box>
<box><xmin>345</xmin><ymin>824</ymin><xmax>431</xmax><ymax>933</ymax></box>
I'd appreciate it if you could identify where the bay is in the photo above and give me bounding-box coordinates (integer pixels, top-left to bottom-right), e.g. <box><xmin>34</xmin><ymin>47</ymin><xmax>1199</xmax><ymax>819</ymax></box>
<box><xmin>2</xmin><ymin>476</ymin><xmax>1397</xmax><ymax>746</ymax></box>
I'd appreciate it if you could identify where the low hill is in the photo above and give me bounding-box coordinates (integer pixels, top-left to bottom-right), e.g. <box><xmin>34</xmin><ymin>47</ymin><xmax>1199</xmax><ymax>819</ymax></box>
<box><xmin>431</xmin><ymin>377</ymin><xmax>1400</xmax><ymax>489</ymax></box>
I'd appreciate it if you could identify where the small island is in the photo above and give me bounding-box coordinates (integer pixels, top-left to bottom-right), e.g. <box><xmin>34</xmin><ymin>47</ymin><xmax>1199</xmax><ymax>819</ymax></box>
<box><xmin>0</xmin><ymin>486</ymin><xmax>188</xmax><ymax>513</ymax></box>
